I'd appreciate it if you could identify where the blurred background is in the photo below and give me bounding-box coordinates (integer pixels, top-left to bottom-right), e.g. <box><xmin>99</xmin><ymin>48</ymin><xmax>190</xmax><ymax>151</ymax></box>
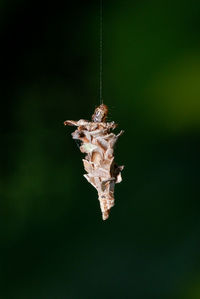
<box><xmin>1</xmin><ymin>0</ymin><xmax>200</xmax><ymax>298</ymax></box>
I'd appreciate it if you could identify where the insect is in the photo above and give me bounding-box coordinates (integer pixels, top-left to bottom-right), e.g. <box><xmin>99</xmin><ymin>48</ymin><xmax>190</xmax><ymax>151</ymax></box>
<box><xmin>64</xmin><ymin>104</ymin><xmax>124</xmax><ymax>220</ymax></box>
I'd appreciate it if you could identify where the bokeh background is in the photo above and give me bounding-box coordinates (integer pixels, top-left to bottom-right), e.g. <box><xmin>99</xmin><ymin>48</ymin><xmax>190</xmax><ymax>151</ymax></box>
<box><xmin>1</xmin><ymin>0</ymin><xmax>200</xmax><ymax>298</ymax></box>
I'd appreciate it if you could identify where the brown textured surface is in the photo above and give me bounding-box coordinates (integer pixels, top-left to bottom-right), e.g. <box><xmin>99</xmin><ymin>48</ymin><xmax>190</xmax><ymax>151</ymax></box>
<box><xmin>64</xmin><ymin>104</ymin><xmax>124</xmax><ymax>220</ymax></box>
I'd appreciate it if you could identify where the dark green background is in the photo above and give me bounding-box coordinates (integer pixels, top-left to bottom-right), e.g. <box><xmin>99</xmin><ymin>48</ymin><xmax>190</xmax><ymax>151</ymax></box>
<box><xmin>1</xmin><ymin>0</ymin><xmax>200</xmax><ymax>298</ymax></box>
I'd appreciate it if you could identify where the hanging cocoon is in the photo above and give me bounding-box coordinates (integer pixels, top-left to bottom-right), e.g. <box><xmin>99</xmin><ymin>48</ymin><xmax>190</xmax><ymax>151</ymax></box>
<box><xmin>64</xmin><ymin>104</ymin><xmax>124</xmax><ymax>220</ymax></box>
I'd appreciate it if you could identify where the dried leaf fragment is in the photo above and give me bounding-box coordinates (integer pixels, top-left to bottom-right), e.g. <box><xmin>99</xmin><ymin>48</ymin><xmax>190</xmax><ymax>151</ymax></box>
<box><xmin>64</xmin><ymin>104</ymin><xmax>124</xmax><ymax>220</ymax></box>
